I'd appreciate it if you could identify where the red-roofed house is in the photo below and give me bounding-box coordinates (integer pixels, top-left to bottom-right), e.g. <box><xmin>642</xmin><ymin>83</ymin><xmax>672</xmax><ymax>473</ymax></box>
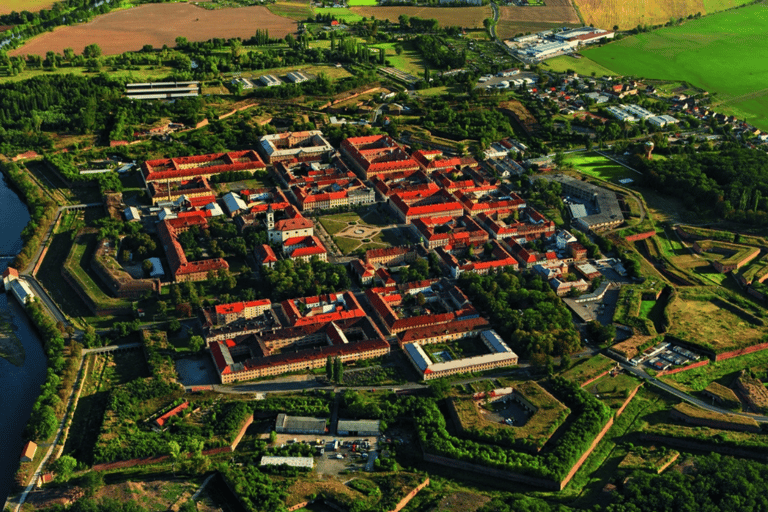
<box><xmin>155</xmin><ymin>401</ymin><xmax>189</xmax><ymax>428</ymax></box>
<box><xmin>478</xmin><ymin>207</ymin><xmax>555</xmax><ymax>243</ymax></box>
<box><xmin>411</xmin><ymin>149</ymin><xmax>462</xmax><ymax>173</ymax></box>
<box><xmin>254</xmin><ymin>244</ymin><xmax>278</xmax><ymax>269</ymax></box>
<box><xmin>215</xmin><ymin>299</ymin><xmax>272</xmax><ymax>324</ymax></box>
<box><xmin>365</xmin><ymin>246</ymin><xmax>418</xmax><ymax>266</ymax></box>
<box><xmin>350</xmin><ymin>259</ymin><xmax>376</xmax><ymax>285</ymax></box>
<box><xmin>281</xmin><ymin>291</ymin><xmax>365</xmax><ymax>327</ymax></box>
<box><xmin>149</xmin><ymin>176</ymin><xmax>215</xmax><ymax>205</ymax></box>
<box><xmin>283</xmin><ymin>236</ymin><xmax>328</xmax><ymax>263</ymax></box>
<box><xmin>340</xmin><ymin>135</ymin><xmax>420</xmax><ymax>179</ymax></box>
<box><xmin>437</xmin><ymin>240</ymin><xmax>519</xmax><ymax>278</ymax></box>
<box><xmin>453</xmin><ymin>189</ymin><xmax>526</xmax><ymax>216</ymax></box>
<box><xmin>412</xmin><ymin>215</ymin><xmax>488</xmax><ymax>249</ymax></box>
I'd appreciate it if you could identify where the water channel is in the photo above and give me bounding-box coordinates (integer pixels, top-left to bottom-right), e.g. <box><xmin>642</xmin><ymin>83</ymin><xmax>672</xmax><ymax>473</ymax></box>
<box><xmin>0</xmin><ymin>171</ymin><xmax>48</xmax><ymax>504</ymax></box>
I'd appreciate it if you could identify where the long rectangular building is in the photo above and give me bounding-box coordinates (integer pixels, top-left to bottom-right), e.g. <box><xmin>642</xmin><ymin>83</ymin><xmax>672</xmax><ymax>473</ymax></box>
<box><xmin>142</xmin><ymin>150</ymin><xmax>266</xmax><ymax>186</ymax></box>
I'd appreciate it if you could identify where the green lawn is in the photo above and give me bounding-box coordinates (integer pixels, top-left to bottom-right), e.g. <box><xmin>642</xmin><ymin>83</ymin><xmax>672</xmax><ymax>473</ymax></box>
<box><xmin>565</xmin><ymin>152</ymin><xmax>637</xmax><ymax>182</ymax></box>
<box><xmin>348</xmin><ymin>0</ymin><xmax>377</xmax><ymax>4</ymax></box>
<box><xmin>319</xmin><ymin>218</ymin><xmax>346</xmax><ymax>236</ymax></box>
<box><xmin>334</xmin><ymin>236</ymin><xmax>360</xmax><ymax>254</ymax></box>
<box><xmin>314</xmin><ymin>7</ymin><xmax>365</xmax><ymax>22</ymax></box>
<box><xmin>541</xmin><ymin>55</ymin><xmax>618</xmax><ymax>78</ymax></box>
<box><xmin>638</xmin><ymin>300</ymin><xmax>655</xmax><ymax>319</ymax></box>
<box><xmin>584</xmin><ymin>4</ymin><xmax>768</xmax><ymax>129</ymax></box>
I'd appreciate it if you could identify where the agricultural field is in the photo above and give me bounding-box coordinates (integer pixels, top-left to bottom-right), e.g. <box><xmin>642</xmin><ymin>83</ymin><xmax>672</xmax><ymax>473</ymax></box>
<box><xmin>10</xmin><ymin>3</ymin><xmax>296</xmax><ymax>57</ymax></box>
<box><xmin>565</xmin><ymin>152</ymin><xmax>637</xmax><ymax>182</ymax></box>
<box><xmin>348</xmin><ymin>0</ymin><xmax>378</xmax><ymax>5</ymax></box>
<box><xmin>574</xmin><ymin>0</ymin><xmax>753</xmax><ymax>31</ymax></box>
<box><xmin>349</xmin><ymin>5</ymin><xmax>492</xmax><ymax>28</ymax></box>
<box><xmin>268</xmin><ymin>0</ymin><xmax>313</xmax><ymax>20</ymax></box>
<box><xmin>666</xmin><ymin>292</ymin><xmax>766</xmax><ymax>354</ymax></box>
<box><xmin>583</xmin><ymin>4</ymin><xmax>768</xmax><ymax>129</ymax></box>
<box><xmin>0</xmin><ymin>0</ymin><xmax>57</xmax><ymax>16</ymax></box>
<box><xmin>496</xmin><ymin>0</ymin><xmax>579</xmax><ymax>39</ymax></box>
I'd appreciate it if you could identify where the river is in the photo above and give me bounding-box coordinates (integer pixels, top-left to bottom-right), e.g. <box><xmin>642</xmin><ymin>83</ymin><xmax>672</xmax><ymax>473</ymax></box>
<box><xmin>0</xmin><ymin>171</ymin><xmax>48</xmax><ymax>504</ymax></box>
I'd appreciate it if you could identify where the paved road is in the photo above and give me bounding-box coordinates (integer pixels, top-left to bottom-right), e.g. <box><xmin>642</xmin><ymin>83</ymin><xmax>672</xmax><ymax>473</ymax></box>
<box><xmin>20</xmin><ymin>275</ymin><xmax>67</xmax><ymax>325</ymax></box>
<box><xmin>620</xmin><ymin>362</ymin><xmax>768</xmax><ymax>423</ymax></box>
<box><xmin>489</xmin><ymin>2</ymin><xmax>499</xmax><ymax>40</ymax></box>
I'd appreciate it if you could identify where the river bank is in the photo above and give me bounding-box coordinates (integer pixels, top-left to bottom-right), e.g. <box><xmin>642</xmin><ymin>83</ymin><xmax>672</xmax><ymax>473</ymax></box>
<box><xmin>0</xmin><ymin>167</ymin><xmax>48</xmax><ymax>505</ymax></box>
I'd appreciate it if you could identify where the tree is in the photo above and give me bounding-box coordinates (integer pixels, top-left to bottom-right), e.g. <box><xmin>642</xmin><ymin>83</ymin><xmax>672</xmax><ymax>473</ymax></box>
<box><xmin>53</xmin><ymin>455</ymin><xmax>78</xmax><ymax>481</ymax></box>
<box><xmin>269</xmin><ymin>430</ymin><xmax>277</xmax><ymax>445</ymax></box>
<box><xmin>168</xmin><ymin>440</ymin><xmax>181</xmax><ymax>475</ymax></box>
<box><xmin>168</xmin><ymin>318</ymin><xmax>182</xmax><ymax>333</ymax></box>
<box><xmin>559</xmin><ymin>353</ymin><xmax>572</xmax><ymax>372</ymax></box>
<box><xmin>326</xmin><ymin>356</ymin><xmax>333</xmax><ymax>381</ymax></box>
<box><xmin>80</xmin><ymin>470</ymin><xmax>104</xmax><ymax>497</ymax></box>
<box><xmin>189</xmin><ymin>335</ymin><xmax>205</xmax><ymax>352</ymax></box>
<box><xmin>29</xmin><ymin>404</ymin><xmax>58</xmax><ymax>440</ymax></box>
<box><xmin>82</xmin><ymin>43</ymin><xmax>102</xmax><ymax>59</ymax></box>
<box><xmin>334</xmin><ymin>357</ymin><xmax>343</xmax><ymax>384</ymax></box>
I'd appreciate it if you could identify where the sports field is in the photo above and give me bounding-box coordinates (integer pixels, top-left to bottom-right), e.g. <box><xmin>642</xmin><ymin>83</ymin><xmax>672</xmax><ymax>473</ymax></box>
<box><xmin>583</xmin><ymin>4</ymin><xmax>768</xmax><ymax>129</ymax></box>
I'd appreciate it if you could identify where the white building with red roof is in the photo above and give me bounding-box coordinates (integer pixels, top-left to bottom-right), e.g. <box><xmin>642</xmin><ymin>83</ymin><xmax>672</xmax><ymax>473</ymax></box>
<box><xmin>283</xmin><ymin>236</ymin><xmax>328</xmax><ymax>263</ymax></box>
<box><xmin>267</xmin><ymin>205</ymin><xmax>314</xmax><ymax>243</ymax></box>
<box><xmin>215</xmin><ymin>299</ymin><xmax>272</xmax><ymax>324</ymax></box>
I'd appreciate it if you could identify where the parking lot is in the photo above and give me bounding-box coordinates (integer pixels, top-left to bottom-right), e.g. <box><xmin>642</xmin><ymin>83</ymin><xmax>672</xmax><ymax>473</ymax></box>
<box><xmin>272</xmin><ymin>433</ymin><xmax>380</xmax><ymax>477</ymax></box>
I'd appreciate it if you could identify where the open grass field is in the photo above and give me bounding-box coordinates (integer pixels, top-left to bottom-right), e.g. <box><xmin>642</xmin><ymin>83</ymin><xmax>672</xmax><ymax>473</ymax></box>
<box><xmin>10</xmin><ymin>3</ymin><xmax>296</xmax><ymax>57</ymax></box>
<box><xmin>541</xmin><ymin>54</ymin><xmax>618</xmax><ymax>77</ymax></box>
<box><xmin>348</xmin><ymin>0</ymin><xmax>378</xmax><ymax>5</ymax></box>
<box><xmin>667</xmin><ymin>293</ymin><xmax>766</xmax><ymax>353</ymax></box>
<box><xmin>664</xmin><ymin>349</ymin><xmax>768</xmax><ymax>392</ymax></box>
<box><xmin>267</xmin><ymin>0</ymin><xmax>312</xmax><ymax>20</ymax></box>
<box><xmin>586</xmin><ymin>372</ymin><xmax>642</xmax><ymax>410</ymax></box>
<box><xmin>584</xmin><ymin>4</ymin><xmax>768</xmax><ymax>129</ymax></box>
<box><xmin>565</xmin><ymin>152</ymin><xmax>637</xmax><ymax>182</ymax></box>
<box><xmin>0</xmin><ymin>0</ymin><xmax>57</xmax><ymax>16</ymax></box>
<box><xmin>349</xmin><ymin>5</ymin><xmax>492</xmax><ymax>28</ymax></box>
<box><xmin>316</xmin><ymin>6</ymin><xmax>365</xmax><ymax>23</ymax></box>
<box><xmin>559</xmin><ymin>354</ymin><xmax>616</xmax><ymax>386</ymax></box>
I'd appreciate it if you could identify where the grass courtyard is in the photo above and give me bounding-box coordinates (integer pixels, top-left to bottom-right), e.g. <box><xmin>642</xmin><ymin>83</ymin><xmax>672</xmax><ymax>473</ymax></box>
<box><xmin>318</xmin><ymin>207</ymin><xmax>408</xmax><ymax>255</ymax></box>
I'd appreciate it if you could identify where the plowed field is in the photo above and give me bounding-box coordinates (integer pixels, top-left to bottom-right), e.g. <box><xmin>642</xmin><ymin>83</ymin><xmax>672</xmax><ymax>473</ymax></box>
<box><xmin>496</xmin><ymin>0</ymin><xmax>580</xmax><ymax>39</ymax></box>
<box><xmin>10</xmin><ymin>3</ymin><xmax>296</xmax><ymax>57</ymax></box>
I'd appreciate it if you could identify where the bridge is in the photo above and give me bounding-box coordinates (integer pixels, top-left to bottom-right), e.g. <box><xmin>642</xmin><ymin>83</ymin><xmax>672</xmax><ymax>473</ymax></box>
<box><xmin>82</xmin><ymin>342</ymin><xmax>143</xmax><ymax>355</ymax></box>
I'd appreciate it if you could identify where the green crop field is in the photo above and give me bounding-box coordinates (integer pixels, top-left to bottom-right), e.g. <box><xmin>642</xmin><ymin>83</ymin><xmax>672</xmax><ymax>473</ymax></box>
<box><xmin>348</xmin><ymin>0</ymin><xmax>377</xmax><ymax>5</ymax></box>
<box><xmin>584</xmin><ymin>4</ymin><xmax>768</xmax><ymax>129</ymax></box>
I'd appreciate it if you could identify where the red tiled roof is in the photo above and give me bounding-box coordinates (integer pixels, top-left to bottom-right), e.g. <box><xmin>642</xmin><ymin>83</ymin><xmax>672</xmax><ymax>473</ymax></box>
<box><xmin>143</xmin><ymin>150</ymin><xmax>265</xmax><ymax>182</ymax></box>
<box><xmin>398</xmin><ymin>317</ymin><xmax>490</xmax><ymax>345</ymax></box>
<box><xmin>158</xmin><ymin>214</ymin><xmax>229</xmax><ymax>278</ymax></box>
<box><xmin>255</xmin><ymin>244</ymin><xmax>278</xmax><ymax>264</ymax></box>
<box><xmin>210</xmin><ymin>342</ymin><xmax>231</xmax><ymax>374</ymax></box>
<box><xmin>215</xmin><ymin>299</ymin><xmax>271</xmax><ymax>316</ymax></box>
<box><xmin>156</xmin><ymin>401</ymin><xmax>189</xmax><ymax>427</ymax></box>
